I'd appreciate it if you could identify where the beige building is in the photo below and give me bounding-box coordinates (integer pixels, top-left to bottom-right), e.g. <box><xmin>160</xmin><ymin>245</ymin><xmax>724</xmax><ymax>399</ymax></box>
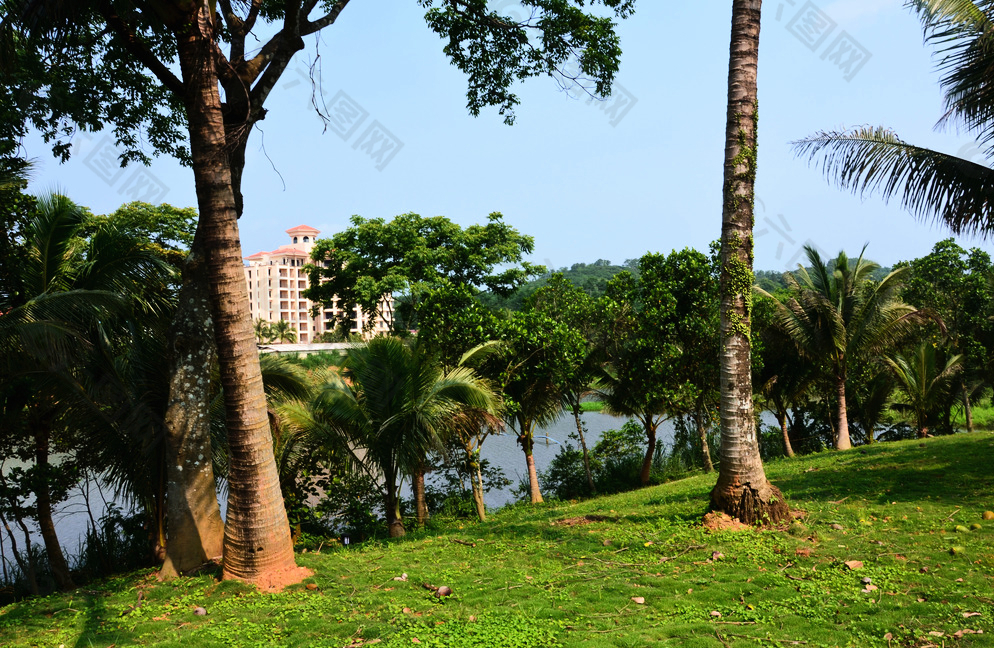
<box><xmin>244</xmin><ymin>225</ymin><xmax>393</xmax><ymax>343</ymax></box>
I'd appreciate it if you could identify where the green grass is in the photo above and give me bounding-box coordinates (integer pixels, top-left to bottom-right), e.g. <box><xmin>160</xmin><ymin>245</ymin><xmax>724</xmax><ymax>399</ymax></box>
<box><xmin>578</xmin><ymin>401</ymin><xmax>605</xmax><ymax>413</ymax></box>
<box><xmin>952</xmin><ymin>398</ymin><xmax>994</xmax><ymax>431</ymax></box>
<box><xmin>3</xmin><ymin>433</ymin><xmax>994</xmax><ymax>647</ymax></box>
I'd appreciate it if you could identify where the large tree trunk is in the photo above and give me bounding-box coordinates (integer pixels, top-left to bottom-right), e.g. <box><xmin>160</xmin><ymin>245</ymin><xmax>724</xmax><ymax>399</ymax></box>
<box><xmin>519</xmin><ymin>423</ymin><xmax>543</xmax><ymax>504</ymax></box>
<box><xmin>412</xmin><ymin>464</ymin><xmax>428</xmax><ymax>529</ymax></box>
<box><xmin>709</xmin><ymin>0</ymin><xmax>789</xmax><ymax>526</ymax></box>
<box><xmin>160</xmin><ymin>233</ymin><xmax>225</xmax><ymax>580</ymax></box>
<box><xmin>33</xmin><ymin>427</ymin><xmax>74</xmax><ymax>590</ymax></box>
<box><xmin>572</xmin><ymin>405</ymin><xmax>596</xmax><ymax>494</ymax></box>
<box><xmin>174</xmin><ymin>2</ymin><xmax>302</xmax><ymax>588</ymax></box>
<box><xmin>639</xmin><ymin>417</ymin><xmax>657</xmax><ymax>486</ymax></box>
<box><xmin>835</xmin><ymin>370</ymin><xmax>852</xmax><ymax>450</ymax></box>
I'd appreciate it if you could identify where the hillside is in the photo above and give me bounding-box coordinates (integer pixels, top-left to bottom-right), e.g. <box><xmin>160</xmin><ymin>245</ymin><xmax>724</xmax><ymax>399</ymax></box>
<box><xmin>2</xmin><ymin>433</ymin><xmax>993</xmax><ymax>647</ymax></box>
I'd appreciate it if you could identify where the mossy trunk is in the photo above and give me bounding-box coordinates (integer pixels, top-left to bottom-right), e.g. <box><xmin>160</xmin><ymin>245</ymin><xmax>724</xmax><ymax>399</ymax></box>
<box><xmin>640</xmin><ymin>418</ymin><xmax>657</xmax><ymax>486</ymax></box>
<box><xmin>572</xmin><ymin>405</ymin><xmax>596</xmax><ymax>494</ymax></box>
<box><xmin>710</xmin><ymin>0</ymin><xmax>789</xmax><ymax>526</ymax></box>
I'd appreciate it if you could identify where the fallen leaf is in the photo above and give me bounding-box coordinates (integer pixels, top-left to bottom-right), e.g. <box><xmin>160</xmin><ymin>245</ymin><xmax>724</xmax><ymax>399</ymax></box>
<box><xmin>963</xmin><ymin>612</ymin><xmax>982</xmax><ymax>618</ymax></box>
<box><xmin>468</xmin><ymin>615</ymin><xmax>476</xmax><ymax>622</ymax></box>
<box><xmin>412</xmin><ymin>639</ymin><xmax>421</xmax><ymax>644</ymax></box>
<box><xmin>631</xmin><ymin>596</ymin><xmax>645</xmax><ymax>604</ymax></box>
<box><xmin>795</xmin><ymin>548</ymin><xmax>811</xmax><ymax>557</ymax></box>
<box><xmin>884</xmin><ymin>633</ymin><xmax>893</xmax><ymax>641</ymax></box>
<box><xmin>602</xmin><ymin>540</ymin><xmax>612</xmax><ymax>546</ymax></box>
<box><xmin>844</xmin><ymin>560</ymin><xmax>864</xmax><ymax>570</ymax></box>
<box><xmin>402</xmin><ymin>607</ymin><xmax>413</xmax><ymax>614</ymax></box>
<box><xmin>712</xmin><ymin>551</ymin><xmax>724</xmax><ymax>561</ymax></box>
<box><xmin>929</xmin><ymin>631</ymin><xmax>945</xmax><ymax>637</ymax></box>
<box><xmin>306</xmin><ymin>583</ymin><xmax>318</xmax><ymax>590</ymax></box>
<box><xmin>862</xmin><ymin>584</ymin><xmax>878</xmax><ymax>593</ymax></box>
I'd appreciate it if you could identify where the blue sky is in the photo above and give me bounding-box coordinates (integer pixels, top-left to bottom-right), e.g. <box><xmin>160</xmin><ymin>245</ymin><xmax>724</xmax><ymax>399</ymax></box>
<box><xmin>24</xmin><ymin>0</ymin><xmax>994</xmax><ymax>273</ymax></box>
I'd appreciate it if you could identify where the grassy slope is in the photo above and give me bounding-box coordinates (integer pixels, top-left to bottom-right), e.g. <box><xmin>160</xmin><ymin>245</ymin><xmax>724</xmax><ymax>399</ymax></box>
<box><xmin>2</xmin><ymin>433</ymin><xmax>993</xmax><ymax>647</ymax></box>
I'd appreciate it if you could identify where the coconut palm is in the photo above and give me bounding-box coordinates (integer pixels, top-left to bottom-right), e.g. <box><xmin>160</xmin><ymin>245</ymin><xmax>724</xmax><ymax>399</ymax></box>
<box><xmin>886</xmin><ymin>343</ymin><xmax>963</xmax><ymax>438</ymax></box>
<box><xmin>706</xmin><ymin>0</ymin><xmax>790</xmax><ymax>525</ymax></box>
<box><xmin>0</xmin><ymin>193</ymin><xmax>170</xmax><ymax>589</ymax></box>
<box><xmin>794</xmin><ymin>2</ymin><xmax>994</xmax><ymax>238</ymax></box>
<box><xmin>269</xmin><ymin>319</ymin><xmax>297</xmax><ymax>344</ymax></box>
<box><xmin>758</xmin><ymin>246</ymin><xmax>924</xmax><ymax>450</ymax></box>
<box><xmin>254</xmin><ymin>318</ymin><xmax>273</xmax><ymax>344</ymax></box>
<box><xmin>308</xmin><ymin>337</ymin><xmax>496</xmax><ymax>537</ymax></box>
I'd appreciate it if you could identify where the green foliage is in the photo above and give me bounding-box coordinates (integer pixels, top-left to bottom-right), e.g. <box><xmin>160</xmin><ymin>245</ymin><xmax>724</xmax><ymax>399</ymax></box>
<box><xmin>480</xmin><ymin>259</ymin><xmax>634</xmax><ymax>311</ymax></box>
<box><xmin>419</xmin><ymin>0</ymin><xmax>636</xmax><ymax>125</ymax></box>
<box><xmin>305</xmin><ymin>212</ymin><xmax>542</xmax><ymax>333</ymax></box>
<box><xmin>6</xmin><ymin>433</ymin><xmax>994</xmax><ymax>647</ymax></box>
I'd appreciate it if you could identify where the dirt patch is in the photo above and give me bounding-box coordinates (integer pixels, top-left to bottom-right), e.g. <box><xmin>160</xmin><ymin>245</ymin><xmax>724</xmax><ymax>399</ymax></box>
<box><xmin>552</xmin><ymin>514</ymin><xmax>615</xmax><ymax>527</ymax></box>
<box><xmin>229</xmin><ymin>565</ymin><xmax>314</xmax><ymax>593</ymax></box>
<box><xmin>702</xmin><ymin>512</ymin><xmax>751</xmax><ymax>532</ymax></box>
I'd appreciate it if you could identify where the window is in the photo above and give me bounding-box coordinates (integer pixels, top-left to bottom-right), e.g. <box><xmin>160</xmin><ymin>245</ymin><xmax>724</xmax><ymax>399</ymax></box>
<box><xmin>303</xmin><ymin>236</ymin><xmax>309</xmax><ymax>242</ymax></box>
<box><xmin>293</xmin><ymin>236</ymin><xmax>298</xmax><ymax>244</ymax></box>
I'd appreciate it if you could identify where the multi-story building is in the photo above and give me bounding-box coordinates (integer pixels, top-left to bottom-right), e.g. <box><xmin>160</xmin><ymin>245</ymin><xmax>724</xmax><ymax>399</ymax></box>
<box><xmin>244</xmin><ymin>225</ymin><xmax>393</xmax><ymax>343</ymax></box>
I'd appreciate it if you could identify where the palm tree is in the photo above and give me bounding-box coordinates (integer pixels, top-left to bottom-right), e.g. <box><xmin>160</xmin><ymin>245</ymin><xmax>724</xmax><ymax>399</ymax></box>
<box><xmin>309</xmin><ymin>337</ymin><xmax>496</xmax><ymax>537</ymax></box>
<box><xmin>269</xmin><ymin>319</ymin><xmax>298</xmax><ymax>344</ymax></box>
<box><xmin>254</xmin><ymin>318</ymin><xmax>273</xmax><ymax>344</ymax></box>
<box><xmin>710</xmin><ymin>0</ymin><xmax>789</xmax><ymax>525</ymax></box>
<box><xmin>0</xmin><ymin>192</ymin><xmax>170</xmax><ymax>589</ymax></box>
<box><xmin>793</xmin><ymin>2</ymin><xmax>994</xmax><ymax>238</ymax></box>
<box><xmin>758</xmin><ymin>246</ymin><xmax>923</xmax><ymax>450</ymax></box>
<box><xmin>886</xmin><ymin>343</ymin><xmax>963</xmax><ymax>438</ymax></box>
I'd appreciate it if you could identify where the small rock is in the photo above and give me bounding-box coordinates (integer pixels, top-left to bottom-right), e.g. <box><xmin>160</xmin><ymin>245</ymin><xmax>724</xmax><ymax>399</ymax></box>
<box><xmin>602</xmin><ymin>539</ymin><xmax>612</xmax><ymax>546</ymax></box>
<box><xmin>468</xmin><ymin>615</ymin><xmax>476</xmax><ymax>622</ymax></box>
<box><xmin>436</xmin><ymin>586</ymin><xmax>453</xmax><ymax>597</ymax></box>
<box><xmin>194</xmin><ymin>607</ymin><xmax>207</xmax><ymax>616</ymax></box>
<box><xmin>393</xmin><ymin>573</ymin><xmax>409</xmax><ymax>582</ymax></box>
<box><xmin>711</xmin><ymin>551</ymin><xmax>724</xmax><ymax>561</ymax></box>
<box><xmin>710</xmin><ymin>610</ymin><xmax>722</xmax><ymax>618</ymax></box>
<box><xmin>920</xmin><ymin>567</ymin><xmax>929</xmax><ymax>574</ymax></box>
<box><xmin>306</xmin><ymin>583</ymin><xmax>318</xmax><ymax>590</ymax></box>
<box><xmin>631</xmin><ymin>596</ymin><xmax>645</xmax><ymax>604</ymax></box>
<box><xmin>830</xmin><ymin>523</ymin><xmax>844</xmax><ymax>530</ymax></box>
<box><xmin>862</xmin><ymin>584</ymin><xmax>878</xmax><ymax>593</ymax></box>
<box><xmin>861</xmin><ymin>577</ymin><xmax>873</xmax><ymax>584</ymax></box>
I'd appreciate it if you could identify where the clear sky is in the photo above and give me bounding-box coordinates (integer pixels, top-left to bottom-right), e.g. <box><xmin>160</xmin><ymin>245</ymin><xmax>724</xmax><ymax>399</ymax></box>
<box><xmin>23</xmin><ymin>0</ymin><xmax>994</xmax><ymax>273</ymax></box>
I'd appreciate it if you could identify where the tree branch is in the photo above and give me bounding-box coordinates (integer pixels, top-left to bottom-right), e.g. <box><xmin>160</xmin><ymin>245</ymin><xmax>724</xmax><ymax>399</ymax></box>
<box><xmin>301</xmin><ymin>0</ymin><xmax>352</xmax><ymax>35</ymax></box>
<box><xmin>97</xmin><ymin>3</ymin><xmax>185</xmax><ymax>98</ymax></box>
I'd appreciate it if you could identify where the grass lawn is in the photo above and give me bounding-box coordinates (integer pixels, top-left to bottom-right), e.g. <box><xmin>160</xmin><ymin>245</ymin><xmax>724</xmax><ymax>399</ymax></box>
<box><xmin>2</xmin><ymin>433</ymin><xmax>993</xmax><ymax>647</ymax></box>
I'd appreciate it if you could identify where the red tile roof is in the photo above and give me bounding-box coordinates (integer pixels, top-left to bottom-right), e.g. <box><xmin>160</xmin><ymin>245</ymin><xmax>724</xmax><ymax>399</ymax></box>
<box><xmin>285</xmin><ymin>225</ymin><xmax>320</xmax><ymax>234</ymax></box>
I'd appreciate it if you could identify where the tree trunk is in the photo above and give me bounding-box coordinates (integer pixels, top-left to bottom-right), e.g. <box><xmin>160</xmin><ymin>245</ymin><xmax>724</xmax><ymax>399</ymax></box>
<box><xmin>33</xmin><ymin>427</ymin><xmax>74</xmax><ymax>590</ymax></box>
<box><xmin>710</xmin><ymin>0</ymin><xmax>789</xmax><ymax>526</ymax></box>
<box><xmin>471</xmin><ymin>456</ymin><xmax>487</xmax><ymax>523</ymax></box>
<box><xmin>777</xmin><ymin>410</ymin><xmax>795</xmax><ymax>458</ymax></box>
<box><xmin>413</xmin><ymin>464</ymin><xmax>428</xmax><ymax>529</ymax></box>
<box><xmin>385</xmin><ymin>480</ymin><xmax>405</xmax><ymax>538</ymax></box>
<box><xmin>696</xmin><ymin>409</ymin><xmax>715</xmax><ymax>472</ymax></box>
<box><xmin>174</xmin><ymin>2</ymin><xmax>301</xmax><ymax>588</ymax></box>
<box><xmin>572</xmin><ymin>405</ymin><xmax>596</xmax><ymax>494</ymax></box>
<box><xmin>160</xmin><ymin>233</ymin><xmax>225</xmax><ymax>580</ymax></box>
<box><xmin>963</xmin><ymin>381</ymin><xmax>973</xmax><ymax>433</ymax></box>
<box><xmin>519</xmin><ymin>423</ymin><xmax>543</xmax><ymax>503</ymax></box>
<box><xmin>835</xmin><ymin>371</ymin><xmax>852</xmax><ymax>450</ymax></box>
<box><xmin>0</xmin><ymin>513</ymin><xmax>38</xmax><ymax>596</ymax></box>
<box><xmin>640</xmin><ymin>418</ymin><xmax>656</xmax><ymax>486</ymax></box>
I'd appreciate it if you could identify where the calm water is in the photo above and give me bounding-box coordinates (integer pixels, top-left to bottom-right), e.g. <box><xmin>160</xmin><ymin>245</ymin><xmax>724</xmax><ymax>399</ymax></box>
<box><xmin>1</xmin><ymin>411</ymin><xmax>676</xmax><ymax>574</ymax></box>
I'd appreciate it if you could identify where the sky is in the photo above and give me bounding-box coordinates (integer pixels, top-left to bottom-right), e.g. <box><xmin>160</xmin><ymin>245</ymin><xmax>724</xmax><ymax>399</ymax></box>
<box><xmin>22</xmin><ymin>0</ymin><xmax>994</xmax><ymax>273</ymax></box>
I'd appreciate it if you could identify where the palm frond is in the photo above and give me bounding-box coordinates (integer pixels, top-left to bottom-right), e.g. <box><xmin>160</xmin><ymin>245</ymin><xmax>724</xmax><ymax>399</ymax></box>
<box><xmin>793</xmin><ymin>126</ymin><xmax>994</xmax><ymax>237</ymax></box>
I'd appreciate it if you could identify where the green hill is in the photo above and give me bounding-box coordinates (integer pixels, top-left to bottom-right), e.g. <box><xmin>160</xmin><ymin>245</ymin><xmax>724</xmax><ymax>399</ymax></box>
<box><xmin>2</xmin><ymin>433</ymin><xmax>993</xmax><ymax>647</ymax></box>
